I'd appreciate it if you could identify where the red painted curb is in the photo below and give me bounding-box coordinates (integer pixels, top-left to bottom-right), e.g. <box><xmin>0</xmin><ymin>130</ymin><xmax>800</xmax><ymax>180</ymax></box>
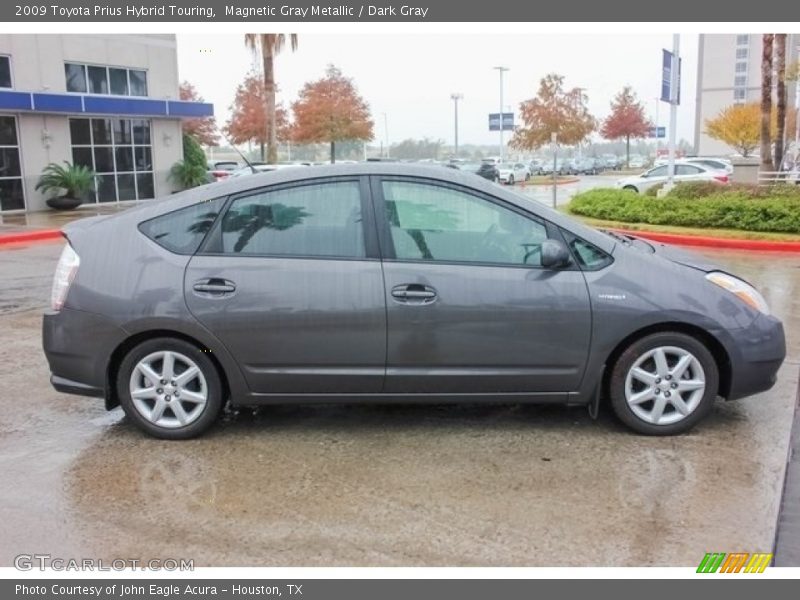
<box><xmin>0</xmin><ymin>229</ymin><xmax>62</xmax><ymax>246</ymax></box>
<box><xmin>612</xmin><ymin>228</ymin><xmax>800</xmax><ymax>253</ymax></box>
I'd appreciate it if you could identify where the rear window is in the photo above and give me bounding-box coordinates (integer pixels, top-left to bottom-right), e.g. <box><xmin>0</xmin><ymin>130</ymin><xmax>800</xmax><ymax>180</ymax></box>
<box><xmin>139</xmin><ymin>198</ymin><xmax>225</xmax><ymax>255</ymax></box>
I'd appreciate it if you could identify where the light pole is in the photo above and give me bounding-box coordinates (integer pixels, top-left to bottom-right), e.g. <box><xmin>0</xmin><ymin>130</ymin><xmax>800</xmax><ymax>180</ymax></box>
<box><xmin>382</xmin><ymin>112</ymin><xmax>389</xmax><ymax>158</ymax></box>
<box><xmin>654</xmin><ymin>96</ymin><xmax>661</xmax><ymax>158</ymax></box>
<box><xmin>494</xmin><ymin>66</ymin><xmax>509</xmax><ymax>162</ymax></box>
<box><xmin>450</xmin><ymin>93</ymin><xmax>463</xmax><ymax>157</ymax></box>
<box><xmin>666</xmin><ymin>34</ymin><xmax>680</xmax><ymax>190</ymax></box>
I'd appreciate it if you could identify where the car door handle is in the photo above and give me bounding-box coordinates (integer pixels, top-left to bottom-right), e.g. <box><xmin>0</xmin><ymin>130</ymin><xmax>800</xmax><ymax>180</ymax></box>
<box><xmin>193</xmin><ymin>278</ymin><xmax>236</xmax><ymax>295</ymax></box>
<box><xmin>391</xmin><ymin>284</ymin><xmax>437</xmax><ymax>304</ymax></box>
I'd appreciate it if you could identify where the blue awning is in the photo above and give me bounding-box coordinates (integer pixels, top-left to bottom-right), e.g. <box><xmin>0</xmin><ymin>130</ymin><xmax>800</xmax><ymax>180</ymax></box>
<box><xmin>0</xmin><ymin>90</ymin><xmax>213</xmax><ymax>118</ymax></box>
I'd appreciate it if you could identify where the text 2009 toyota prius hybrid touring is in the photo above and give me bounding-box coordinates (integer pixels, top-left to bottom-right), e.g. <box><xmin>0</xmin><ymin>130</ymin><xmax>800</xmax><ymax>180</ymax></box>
<box><xmin>42</xmin><ymin>164</ymin><xmax>785</xmax><ymax>439</ymax></box>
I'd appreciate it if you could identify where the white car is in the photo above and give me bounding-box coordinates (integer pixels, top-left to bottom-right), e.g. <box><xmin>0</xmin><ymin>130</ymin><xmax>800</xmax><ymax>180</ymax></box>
<box><xmin>228</xmin><ymin>164</ymin><xmax>307</xmax><ymax>179</ymax></box>
<box><xmin>616</xmin><ymin>162</ymin><xmax>729</xmax><ymax>194</ymax></box>
<box><xmin>496</xmin><ymin>162</ymin><xmax>530</xmax><ymax>185</ymax></box>
<box><xmin>654</xmin><ymin>157</ymin><xmax>734</xmax><ymax>175</ymax></box>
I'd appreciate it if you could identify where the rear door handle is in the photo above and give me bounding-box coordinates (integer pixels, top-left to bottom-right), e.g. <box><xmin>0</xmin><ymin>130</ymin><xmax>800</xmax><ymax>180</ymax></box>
<box><xmin>193</xmin><ymin>278</ymin><xmax>236</xmax><ymax>295</ymax></box>
<box><xmin>391</xmin><ymin>284</ymin><xmax>437</xmax><ymax>304</ymax></box>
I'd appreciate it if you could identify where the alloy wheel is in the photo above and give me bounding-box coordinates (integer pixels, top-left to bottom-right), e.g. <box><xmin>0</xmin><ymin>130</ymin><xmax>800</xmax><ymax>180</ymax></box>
<box><xmin>624</xmin><ymin>346</ymin><xmax>706</xmax><ymax>425</ymax></box>
<box><xmin>128</xmin><ymin>350</ymin><xmax>208</xmax><ymax>429</ymax></box>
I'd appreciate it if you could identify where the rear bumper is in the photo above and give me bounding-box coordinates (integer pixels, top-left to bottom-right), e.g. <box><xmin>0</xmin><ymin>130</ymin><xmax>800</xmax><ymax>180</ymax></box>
<box><xmin>42</xmin><ymin>307</ymin><xmax>127</xmax><ymax>400</ymax></box>
<box><xmin>724</xmin><ymin>314</ymin><xmax>786</xmax><ymax>401</ymax></box>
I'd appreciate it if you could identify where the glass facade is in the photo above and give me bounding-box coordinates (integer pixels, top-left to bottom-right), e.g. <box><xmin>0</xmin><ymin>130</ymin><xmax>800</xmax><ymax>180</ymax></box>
<box><xmin>65</xmin><ymin>63</ymin><xmax>148</xmax><ymax>97</ymax></box>
<box><xmin>0</xmin><ymin>115</ymin><xmax>24</xmax><ymax>211</ymax></box>
<box><xmin>70</xmin><ymin>117</ymin><xmax>155</xmax><ymax>203</ymax></box>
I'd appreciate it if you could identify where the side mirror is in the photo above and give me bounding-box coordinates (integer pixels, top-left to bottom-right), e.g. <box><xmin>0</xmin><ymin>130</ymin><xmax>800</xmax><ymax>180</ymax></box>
<box><xmin>540</xmin><ymin>239</ymin><xmax>571</xmax><ymax>269</ymax></box>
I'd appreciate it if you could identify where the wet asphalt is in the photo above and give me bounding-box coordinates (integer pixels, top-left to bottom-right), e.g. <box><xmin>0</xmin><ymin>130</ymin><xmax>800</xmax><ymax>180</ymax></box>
<box><xmin>0</xmin><ymin>240</ymin><xmax>798</xmax><ymax>567</ymax></box>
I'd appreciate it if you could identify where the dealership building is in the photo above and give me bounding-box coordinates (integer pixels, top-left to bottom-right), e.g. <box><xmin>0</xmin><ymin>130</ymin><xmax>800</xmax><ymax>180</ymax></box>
<box><xmin>0</xmin><ymin>34</ymin><xmax>213</xmax><ymax>213</ymax></box>
<box><xmin>695</xmin><ymin>33</ymin><xmax>799</xmax><ymax>156</ymax></box>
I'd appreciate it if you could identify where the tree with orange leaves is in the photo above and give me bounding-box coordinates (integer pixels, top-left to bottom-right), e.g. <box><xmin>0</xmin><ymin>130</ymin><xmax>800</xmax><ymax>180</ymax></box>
<box><xmin>600</xmin><ymin>87</ymin><xmax>651</xmax><ymax>168</ymax></box>
<box><xmin>224</xmin><ymin>73</ymin><xmax>289</xmax><ymax>161</ymax></box>
<box><xmin>511</xmin><ymin>74</ymin><xmax>596</xmax><ymax>152</ymax></box>
<box><xmin>291</xmin><ymin>65</ymin><xmax>373</xmax><ymax>163</ymax></box>
<box><xmin>179</xmin><ymin>81</ymin><xmax>218</xmax><ymax>147</ymax></box>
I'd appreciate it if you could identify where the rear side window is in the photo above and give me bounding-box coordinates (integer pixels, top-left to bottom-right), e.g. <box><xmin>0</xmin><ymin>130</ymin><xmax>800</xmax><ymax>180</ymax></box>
<box><xmin>139</xmin><ymin>198</ymin><xmax>225</xmax><ymax>255</ymax></box>
<box><xmin>220</xmin><ymin>181</ymin><xmax>365</xmax><ymax>257</ymax></box>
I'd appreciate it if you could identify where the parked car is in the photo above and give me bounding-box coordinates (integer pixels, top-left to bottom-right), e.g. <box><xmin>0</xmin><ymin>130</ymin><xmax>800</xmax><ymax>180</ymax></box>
<box><xmin>228</xmin><ymin>163</ymin><xmax>307</xmax><ymax>179</ymax></box>
<box><xmin>616</xmin><ymin>162</ymin><xmax>729</xmax><ymax>194</ymax></box>
<box><xmin>566</xmin><ymin>157</ymin><xmax>600</xmax><ymax>175</ymax></box>
<box><xmin>628</xmin><ymin>156</ymin><xmax>647</xmax><ymax>169</ymax></box>
<box><xmin>206</xmin><ymin>160</ymin><xmax>240</xmax><ymax>183</ymax></box>
<box><xmin>455</xmin><ymin>161</ymin><xmax>500</xmax><ymax>182</ymax></box>
<box><xmin>43</xmin><ymin>163</ymin><xmax>784</xmax><ymax>439</ymax></box>
<box><xmin>496</xmin><ymin>162</ymin><xmax>530</xmax><ymax>185</ymax></box>
<box><xmin>529</xmin><ymin>159</ymin><xmax>545</xmax><ymax>176</ymax></box>
<box><xmin>655</xmin><ymin>157</ymin><xmax>734</xmax><ymax>175</ymax></box>
<box><xmin>540</xmin><ymin>158</ymin><xmax>567</xmax><ymax>176</ymax></box>
<box><xmin>602</xmin><ymin>154</ymin><xmax>621</xmax><ymax>170</ymax></box>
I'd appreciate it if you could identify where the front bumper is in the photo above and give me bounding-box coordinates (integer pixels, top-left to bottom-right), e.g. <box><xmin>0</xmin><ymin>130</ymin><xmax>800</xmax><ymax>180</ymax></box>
<box><xmin>42</xmin><ymin>307</ymin><xmax>127</xmax><ymax>400</ymax></box>
<box><xmin>723</xmin><ymin>314</ymin><xmax>786</xmax><ymax>401</ymax></box>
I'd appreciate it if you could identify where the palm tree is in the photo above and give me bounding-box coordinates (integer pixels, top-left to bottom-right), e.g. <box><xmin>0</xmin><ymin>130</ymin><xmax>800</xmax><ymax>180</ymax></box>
<box><xmin>244</xmin><ymin>34</ymin><xmax>298</xmax><ymax>164</ymax></box>
<box><xmin>775</xmin><ymin>34</ymin><xmax>788</xmax><ymax>170</ymax></box>
<box><xmin>760</xmin><ymin>34</ymin><xmax>775</xmax><ymax>171</ymax></box>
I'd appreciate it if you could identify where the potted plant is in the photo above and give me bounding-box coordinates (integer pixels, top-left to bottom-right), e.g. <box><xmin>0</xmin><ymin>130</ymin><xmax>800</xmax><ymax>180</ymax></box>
<box><xmin>36</xmin><ymin>162</ymin><xmax>95</xmax><ymax>210</ymax></box>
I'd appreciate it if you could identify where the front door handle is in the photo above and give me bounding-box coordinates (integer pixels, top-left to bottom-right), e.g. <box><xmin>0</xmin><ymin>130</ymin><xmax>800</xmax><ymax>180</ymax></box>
<box><xmin>391</xmin><ymin>284</ymin><xmax>437</xmax><ymax>304</ymax></box>
<box><xmin>193</xmin><ymin>278</ymin><xmax>236</xmax><ymax>295</ymax></box>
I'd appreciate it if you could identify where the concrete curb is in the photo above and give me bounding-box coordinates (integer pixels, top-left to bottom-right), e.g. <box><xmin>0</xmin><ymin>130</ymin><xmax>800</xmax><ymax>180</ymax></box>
<box><xmin>0</xmin><ymin>229</ymin><xmax>62</xmax><ymax>246</ymax></box>
<box><xmin>612</xmin><ymin>228</ymin><xmax>800</xmax><ymax>253</ymax></box>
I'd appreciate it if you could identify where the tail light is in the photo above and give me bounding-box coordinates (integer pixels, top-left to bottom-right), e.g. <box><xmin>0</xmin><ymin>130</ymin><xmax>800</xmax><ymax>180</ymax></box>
<box><xmin>714</xmin><ymin>174</ymin><xmax>729</xmax><ymax>184</ymax></box>
<box><xmin>211</xmin><ymin>170</ymin><xmax>230</xmax><ymax>181</ymax></box>
<box><xmin>51</xmin><ymin>243</ymin><xmax>80</xmax><ymax>311</ymax></box>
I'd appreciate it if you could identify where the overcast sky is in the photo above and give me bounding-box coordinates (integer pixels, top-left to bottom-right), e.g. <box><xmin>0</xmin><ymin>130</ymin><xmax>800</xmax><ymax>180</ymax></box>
<box><xmin>175</xmin><ymin>33</ymin><xmax>699</xmax><ymax>147</ymax></box>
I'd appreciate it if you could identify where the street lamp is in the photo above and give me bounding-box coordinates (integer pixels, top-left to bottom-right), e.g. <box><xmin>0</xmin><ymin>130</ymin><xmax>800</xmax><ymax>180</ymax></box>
<box><xmin>450</xmin><ymin>93</ymin><xmax>463</xmax><ymax>157</ymax></box>
<box><xmin>493</xmin><ymin>66</ymin><xmax>509</xmax><ymax>162</ymax></box>
<box><xmin>382</xmin><ymin>112</ymin><xmax>389</xmax><ymax>158</ymax></box>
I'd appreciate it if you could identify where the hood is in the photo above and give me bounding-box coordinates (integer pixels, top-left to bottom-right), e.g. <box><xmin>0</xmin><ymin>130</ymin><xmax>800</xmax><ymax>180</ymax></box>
<box><xmin>605</xmin><ymin>231</ymin><xmax>722</xmax><ymax>273</ymax></box>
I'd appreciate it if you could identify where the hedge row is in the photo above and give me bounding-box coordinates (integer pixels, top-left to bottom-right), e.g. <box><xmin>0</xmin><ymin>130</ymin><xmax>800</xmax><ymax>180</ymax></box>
<box><xmin>567</xmin><ymin>187</ymin><xmax>800</xmax><ymax>233</ymax></box>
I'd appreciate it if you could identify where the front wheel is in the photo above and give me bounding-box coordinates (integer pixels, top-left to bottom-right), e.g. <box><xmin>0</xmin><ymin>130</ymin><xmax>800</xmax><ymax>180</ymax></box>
<box><xmin>508</xmin><ymin>175</ymin><xmax>515</xmax><ymax>185</ymax></box>
<box><xmin>117</xmin><ymin>337</ymin><xmax>224</xmax><ymax>440</ymax></box>
<box><xmin>622</xmin><ymin>185</ymin><xmax>638</xmax><ymax>193</ymax></box>
<box><xmin>608</xmin><ymin>332</ymin><xmax>719</xmax><ymax>435</ymax></box>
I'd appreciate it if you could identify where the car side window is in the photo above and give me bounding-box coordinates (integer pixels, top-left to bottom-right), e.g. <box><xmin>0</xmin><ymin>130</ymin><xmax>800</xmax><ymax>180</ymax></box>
<box><xmin>220</xmin><ymin>181</ymin><xmax>365</xmax><ymax>258</ymax></box>
<box><xmin>676</xmin><ymin>165</ymin><xmax>702</xmax><ymax>175</ymax></box>
<box><xmin>139</xmin><ymin>197</ymin><xmax>225</xmax><ymax>255</ymax></box>
<box><xmin>646</xmin><ymin>166</ymin><xmax>668</xmax><ymax>177</ymax></box>
<box><xmin>381</xmin><ymin>180</ymin><xmax>548</xmax><ymax>266</ymax></box>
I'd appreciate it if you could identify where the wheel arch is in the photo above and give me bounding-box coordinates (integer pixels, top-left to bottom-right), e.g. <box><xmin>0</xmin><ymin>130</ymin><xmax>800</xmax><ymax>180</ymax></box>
<box><xmin>105</xmin><ymin>329</ymin><xmax>234</xmax><ymax>411</ymax></box>
<box><xmin>601</xmin><ymin>321</ymin><xmax>733</xmax><ymax>401</ymax></box>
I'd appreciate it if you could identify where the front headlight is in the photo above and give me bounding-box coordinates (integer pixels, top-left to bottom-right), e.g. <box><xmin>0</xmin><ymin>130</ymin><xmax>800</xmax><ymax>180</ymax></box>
<box><xmin>706</xmin><ymin>271</ymin><xmax>770</xmax><ymax>315</ymax></box>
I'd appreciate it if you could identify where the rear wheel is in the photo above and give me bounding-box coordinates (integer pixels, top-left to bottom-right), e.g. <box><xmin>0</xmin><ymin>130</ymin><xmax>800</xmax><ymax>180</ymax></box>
<box><xmin>117</xmin><ymin>337</ymin><xmax>224</xmax><ymax>439</ymax></box>
<box><xmin>608</xmin><ymin>332</ymin><xmax>719</xmax><ymax>435</ymax></box>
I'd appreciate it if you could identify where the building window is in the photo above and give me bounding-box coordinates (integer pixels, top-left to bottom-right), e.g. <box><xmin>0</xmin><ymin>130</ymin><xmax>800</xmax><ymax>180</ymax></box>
<box><xmin>734</xmin><ymin>88</ymin><xmax>747</xmax><ymax>102</ymax></box>
<box><xmin>736</xmin><ymin>34</ymin><xmax>750</xmax><ymax>46</ymax></box>
<box><xmin>69</xmin><ymin>117</ymin><xmax>155</xmax><ymax>203</ymax></box>
<box><xmin>0</xmin><ymin>116</ymin><xmax>24</xmax><ymax>211</ymax></box>
<box><xmin>0</xmin><ymin>56</ymin><xmax>11</xmax><ymax>89</ymax></box>
<box><xmin>64</xmin><ymin>63</ymin><xmax>148</xmax><ymax>97</ymax></box>
<box><xmin>736</xmin><ymin>48</ymin><xmax>748</xmax><ymax>60</ymax></box>
<box><xmin>734</xmin><ymin>75</ymin><xmax>748</xmax><ymax>87</ymax></box>
<box><xmin>735</xmin><ymin>62</ymin><xmax>748</xmax><ymax>73</ymax></box>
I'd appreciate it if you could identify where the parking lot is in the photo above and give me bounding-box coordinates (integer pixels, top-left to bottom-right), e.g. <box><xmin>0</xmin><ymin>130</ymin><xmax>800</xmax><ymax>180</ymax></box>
<box><xmin>0</xmin><ymin>238</ymin><xmax>798</xmax><ymax>567</ymax></box>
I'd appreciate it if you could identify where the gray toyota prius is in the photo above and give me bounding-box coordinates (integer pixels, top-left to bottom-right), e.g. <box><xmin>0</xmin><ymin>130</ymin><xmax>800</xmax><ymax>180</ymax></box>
<box><xmin>43</xmin><ymin>164</ymin><xmax>785</xmax><ymax>439</ymax></box>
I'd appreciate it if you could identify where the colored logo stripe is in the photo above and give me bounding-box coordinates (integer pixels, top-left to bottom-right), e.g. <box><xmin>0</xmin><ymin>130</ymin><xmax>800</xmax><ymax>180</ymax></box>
<box><xmin>697</xmin><ymin>552</ymin><xmax>772</xmax><ymax>573</ymax></box>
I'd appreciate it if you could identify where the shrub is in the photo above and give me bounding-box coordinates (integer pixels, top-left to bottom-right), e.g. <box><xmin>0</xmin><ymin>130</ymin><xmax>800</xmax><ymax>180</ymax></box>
<box><xmin>35</xmin><ymin>162</ymin><xmax>94</xmax><ymax>199</ymax></box>
<box><xmin>170</xmin><ymin>134</ymin><xmax>209</xmax><ymax>190</ymax></box>
<box><xmin>567</xmin><ymin>188</ymin><xmax>800</xmax><ymax>234</ymax></box>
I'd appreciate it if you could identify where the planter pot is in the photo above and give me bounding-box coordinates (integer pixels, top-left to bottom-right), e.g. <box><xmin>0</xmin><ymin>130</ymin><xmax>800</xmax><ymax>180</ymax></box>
<box><xmin>46</xmin><ymin>195</ymin><xmax>83</xmax><ymax>210</ymax></box>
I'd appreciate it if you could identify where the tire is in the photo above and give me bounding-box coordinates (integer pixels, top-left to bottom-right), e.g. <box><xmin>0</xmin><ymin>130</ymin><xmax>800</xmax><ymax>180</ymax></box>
<box><xmin>508</xmin><ymin>175</ymin><xmax>515</xmax><ymax>185</ymax></box>
<box><xmin>117</xmin><ymin>337</ymin><xmax>224</xmax><ymax>440</ymax></box>
<box><xmin>608</xmin><ymin>332</ymin><xmax>719</xmax><ymax>435</ymax></box>
<box><xmin>622</xmin><ymin>185</ymin><xmax>638</xmax><ymax>193</ymax></box>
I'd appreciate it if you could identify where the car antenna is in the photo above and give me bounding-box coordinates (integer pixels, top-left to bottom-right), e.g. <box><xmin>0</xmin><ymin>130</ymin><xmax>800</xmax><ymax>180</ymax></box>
<box><xmin>216</xmin><ymin>126</ymin><xmax>257</xmax><ymax>174</ymax></box>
